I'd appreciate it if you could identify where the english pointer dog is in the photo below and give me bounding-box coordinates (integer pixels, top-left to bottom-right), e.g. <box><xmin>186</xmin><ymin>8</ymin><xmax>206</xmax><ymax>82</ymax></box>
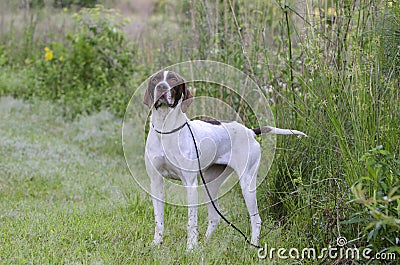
<box><xmin>144</xmin><ymin>70</ymin><xmax>306</xmax><ymax>250</ymax></box>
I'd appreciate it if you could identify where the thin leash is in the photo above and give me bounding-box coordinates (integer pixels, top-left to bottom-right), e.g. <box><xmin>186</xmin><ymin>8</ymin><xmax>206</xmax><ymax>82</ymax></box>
<box><xmin>184</xmin><ymin>121</ymin><xmax>262</xmax><ymax>249</ymax></box>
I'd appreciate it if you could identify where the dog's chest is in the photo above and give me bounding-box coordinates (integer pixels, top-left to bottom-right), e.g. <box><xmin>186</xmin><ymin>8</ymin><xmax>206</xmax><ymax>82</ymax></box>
<box><xmin>145</xmin><ymin>131</ymin><xmax>194</xmax><ymax>180</ymax></box>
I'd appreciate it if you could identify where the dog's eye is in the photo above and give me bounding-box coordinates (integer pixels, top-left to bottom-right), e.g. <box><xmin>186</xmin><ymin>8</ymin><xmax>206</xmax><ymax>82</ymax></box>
<box><xmin>169</xmin><ymin>76</ymin><xmax>180</xmax><ymax>83</ymax></box>
<box><xmin>152</xmin><ymin>77</ymin><xmax>158</xmax><ymax>84</ymax></box>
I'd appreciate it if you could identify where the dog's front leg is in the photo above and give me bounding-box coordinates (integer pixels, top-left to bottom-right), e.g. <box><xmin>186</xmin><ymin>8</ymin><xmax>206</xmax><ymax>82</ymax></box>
<box><xmin>185</xmin><ymin>177</ymin><xmax>198</xmax><ymax>251</ymax></box>
<box><xmin>150</xmin><ymin>175</ymin><xmax>164</xmax><ymax>246</ymax></box>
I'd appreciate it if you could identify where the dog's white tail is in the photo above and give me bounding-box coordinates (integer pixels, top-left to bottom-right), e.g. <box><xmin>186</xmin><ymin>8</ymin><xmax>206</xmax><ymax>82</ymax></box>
<box><xmin>252</xmin><ymin>126</ymin><xmax>307</xmax><ymax>137</ymax></box>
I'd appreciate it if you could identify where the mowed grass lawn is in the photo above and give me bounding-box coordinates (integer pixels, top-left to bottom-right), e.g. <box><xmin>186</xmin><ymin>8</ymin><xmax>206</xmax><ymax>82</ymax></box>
<box><xmin>0</xmin><ymin>97</ymin><xmax>277</xmax><ymax>264</ymax></box>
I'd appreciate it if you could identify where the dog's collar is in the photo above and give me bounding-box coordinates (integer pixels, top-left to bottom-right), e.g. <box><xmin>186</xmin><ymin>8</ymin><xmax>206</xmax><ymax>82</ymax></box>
<box><xmin>152</xmin><ymin>121</ymin><xmax>188</xmax><ymax>135</ymax></box>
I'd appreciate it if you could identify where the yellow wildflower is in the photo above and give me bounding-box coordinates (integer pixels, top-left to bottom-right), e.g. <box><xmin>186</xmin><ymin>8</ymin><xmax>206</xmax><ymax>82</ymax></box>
<box><xmin>44</xmin><ymin>47</ymin><xmax>53</xmax><ymax>61</ymax></box>
<box><xmin>327</xmin><ymin>7</ymin><xmax>337</xmax><ymax>17</ymax></box>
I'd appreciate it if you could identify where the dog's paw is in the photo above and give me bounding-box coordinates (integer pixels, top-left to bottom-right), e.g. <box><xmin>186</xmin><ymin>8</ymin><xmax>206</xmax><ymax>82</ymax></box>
<box><xmin>186</xmin><ymin>245</ymin><xmax>195</xmax><ymax>252</ymax></box>
<box><xmin>186</xmin><ymin>241</ymin><xmax>198</xmax><ymax>252</ymax></box>
<box><xmin>149</xmin><ymin>240</ymin><xmax>163</xmax><ymax>247</ymax></box>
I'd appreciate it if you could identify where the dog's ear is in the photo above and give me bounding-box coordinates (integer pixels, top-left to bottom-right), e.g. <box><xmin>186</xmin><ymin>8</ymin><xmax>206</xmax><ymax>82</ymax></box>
<box><xmin>144</xmin><ymin>77</ymin><xmax>155</xmax><ymax>108</ymax></box>
<box><xmin>181</xmin><ymin>83</ymin><xmax>193</xmax><ymax>113</ymax></box>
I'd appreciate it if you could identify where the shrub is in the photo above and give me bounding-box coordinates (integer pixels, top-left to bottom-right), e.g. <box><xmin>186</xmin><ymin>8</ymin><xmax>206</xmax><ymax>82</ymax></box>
<box><xmin>29</xmin><ymin>5</ymin><xmax>140</xmax><ymax>118</ymax></box>
<box><xmin>347</xmin><ymin>146</ymin><xmax>400</xmax><ymax>254</ymax></box>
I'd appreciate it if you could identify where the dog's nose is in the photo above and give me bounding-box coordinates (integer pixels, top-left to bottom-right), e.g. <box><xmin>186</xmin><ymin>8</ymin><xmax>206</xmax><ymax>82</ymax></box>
<box><xmin>156</xmin><ymin>83</ymin><xmax>169</xmax><ymax>90</ymax></box>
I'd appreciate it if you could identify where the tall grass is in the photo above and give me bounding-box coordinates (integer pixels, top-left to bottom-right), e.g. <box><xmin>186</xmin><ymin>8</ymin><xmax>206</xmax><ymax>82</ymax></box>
<box><xmin>138</xmin><ymin>0</ymin><xmax>400</xmax><ymax>258</ymax></box>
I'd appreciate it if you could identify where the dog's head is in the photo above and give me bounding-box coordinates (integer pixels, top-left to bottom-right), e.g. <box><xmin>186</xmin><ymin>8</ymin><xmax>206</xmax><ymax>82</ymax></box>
<box><xmin>144</xmin><ymin>70</ymin><xmax>193</xmax><ymax>113</ymax></box>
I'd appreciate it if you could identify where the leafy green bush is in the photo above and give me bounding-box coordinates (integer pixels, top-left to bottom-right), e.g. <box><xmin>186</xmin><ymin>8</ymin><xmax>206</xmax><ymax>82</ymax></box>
<box><xmin>0</xmin><ymin>45</ymin><xmax>8</xmax><ymax>66</ymax></box>
<box><xmin>28</xmin><ymin>5</ymin><xmax>140</xmax><ymax>118</ymax></box>
<box><xmin>348</xmin><ymin>146</ymin><xmax>400</xmax><ymax>253</ymax></box>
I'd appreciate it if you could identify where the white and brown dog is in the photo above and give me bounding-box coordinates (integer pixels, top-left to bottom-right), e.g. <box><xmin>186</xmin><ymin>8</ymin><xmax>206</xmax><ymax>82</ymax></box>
<box><xmin>144</xmin><ymin>70</ymin><xmax>306</xmax><ymax>250</ymax></box>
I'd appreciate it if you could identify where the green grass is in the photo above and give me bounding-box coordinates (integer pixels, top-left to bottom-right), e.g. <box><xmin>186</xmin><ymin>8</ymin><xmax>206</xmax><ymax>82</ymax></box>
<box><xmin>0</xmin><ymin>96</ymin><xmax>287</xmax><ymax>264</ymax></box>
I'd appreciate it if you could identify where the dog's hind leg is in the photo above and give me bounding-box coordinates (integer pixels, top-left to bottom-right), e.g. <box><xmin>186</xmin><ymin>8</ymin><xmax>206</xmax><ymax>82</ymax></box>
<box><xmin>202</xmin><ymin>164</ymin><xmax>233</xmax><ymax>239</ymax></box>
<box><xmin>239</xmin><ymin>173</ymin><xmax>261</xmax><ymax>245</ymax></box>
<box><xmin>238</xmin><ymin>152</ymin><xmax>262</xmax><ymax>246</ymax></box>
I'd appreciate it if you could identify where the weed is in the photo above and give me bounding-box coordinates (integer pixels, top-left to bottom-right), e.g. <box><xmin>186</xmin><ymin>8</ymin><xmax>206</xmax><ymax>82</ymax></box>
<box><xmin>347</xmin><ymin>146</ymin><xmax>400</xmax><ymax>254</ymax></box>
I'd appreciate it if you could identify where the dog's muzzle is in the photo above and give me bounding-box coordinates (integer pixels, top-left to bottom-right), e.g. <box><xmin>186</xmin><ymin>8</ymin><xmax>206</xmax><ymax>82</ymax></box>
<box><xmin>154</xmin><ymin>92</ymin><xmax>173</xmax><ymax>109</ymax></box>
<box><xmin>154</xmin><ymin>83</ymin><xmax>173</xmax><ymax>109</ymax></box>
